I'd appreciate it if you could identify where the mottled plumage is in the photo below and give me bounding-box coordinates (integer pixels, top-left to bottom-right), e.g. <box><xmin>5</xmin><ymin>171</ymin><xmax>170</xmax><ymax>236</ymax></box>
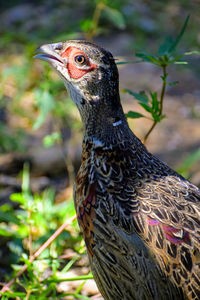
<box><xmin>35</xmin><ymin>40</ymin><xmax>200</xmax><ymax>300</ymax></box>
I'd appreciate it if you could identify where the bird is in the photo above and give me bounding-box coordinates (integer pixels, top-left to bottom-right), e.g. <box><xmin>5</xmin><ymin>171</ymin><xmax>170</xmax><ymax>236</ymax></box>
<box><xmin>34</xmin><ymin>40</ymin><xmax>200</xmax><ymax>300</ymax></box>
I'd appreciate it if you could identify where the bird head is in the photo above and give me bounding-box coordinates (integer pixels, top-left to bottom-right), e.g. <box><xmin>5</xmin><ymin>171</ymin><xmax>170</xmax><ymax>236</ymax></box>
<box><xmin>34</xmin><ymin>40</ymin><xmax>120</xmax><ymax>111</ymax></box>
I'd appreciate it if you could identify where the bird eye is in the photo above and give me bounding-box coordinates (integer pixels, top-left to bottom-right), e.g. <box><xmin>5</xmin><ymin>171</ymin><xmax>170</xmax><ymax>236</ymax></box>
<box><xmin>74</xmin><ymin>55</ymin><xmax>87</xmax><ymax>65</ymax></box>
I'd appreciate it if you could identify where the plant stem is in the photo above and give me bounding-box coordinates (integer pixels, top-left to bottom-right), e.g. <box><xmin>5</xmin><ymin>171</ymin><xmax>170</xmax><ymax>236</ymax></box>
<box><xmin>0</xmin><ymin>215</ymin><xmax>76</xmax><ymax>294</ymax></box>
<box><xmin>143</xmin><ymin>121</ymin><xmax>157</xmax><ymax>143</ymax></box>
<box><xmin>86</xmin><ymin>2</ymin><xmax>104</xmax><ymax>41</ymax></box>
<box><xmin>25</xmin><ymin>290</ymin><xmax>31</xmax><ymax>300</ymax></box>
<box><xmin>159</xmin><ymin>65</ymin><xmax>167</xmax><ymax>116</ymax></box>
<box><xmin>143</xmin><ymin>65</ymin><xmax>167</xmax><ymax>143</ymax></box>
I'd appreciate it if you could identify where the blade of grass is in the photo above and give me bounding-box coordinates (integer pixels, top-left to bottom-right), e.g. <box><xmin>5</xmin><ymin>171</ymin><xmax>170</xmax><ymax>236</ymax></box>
<box><xmin>45</xmin><ymin>273</ymin><xmax>93</xmax><ymax>283</ymax></box>
<box><xmin>61</xmin><ymin>255</ymin><xmax>79</xmax><ymax>273</ymax></box>
<box><xmin>57</xmin><ymin>293</ymin><xmax>91</xmax><ymax>300</ymax></box>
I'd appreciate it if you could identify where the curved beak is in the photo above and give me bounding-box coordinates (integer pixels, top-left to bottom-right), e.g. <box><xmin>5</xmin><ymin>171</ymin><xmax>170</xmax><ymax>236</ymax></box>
<box><xmin>34</xmin><ymin>42</ymin><xmax>65</xmax><ymax>65</ymax></box>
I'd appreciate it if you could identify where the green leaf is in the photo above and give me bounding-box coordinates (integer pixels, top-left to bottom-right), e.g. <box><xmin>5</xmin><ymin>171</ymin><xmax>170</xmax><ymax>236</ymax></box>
<box><xmin>80</xmin><ymin>19</ymin><xmax>93</xmax><ymax>32</ymax></box>
<box><xmin>169</xmin><ymin>54</ymin><xmax>189</xmax><ymax>65</ymax></box>
<box><xmin>0</xmin><ymin>292</ymin><xmax>26</xmax><ymax>298</ymax></box>
<box><xmin>9</xmin><ymin>239</ymin><xmax>24</xmax><ymax>256</ymax></box>
<box><xmin>139</xmin><ymin>103</ymin><xmax>153</xmax><ymax>113</ymax></box>
<box><xmin>158</xmin><ymin>36</ymin><xmax>174</xmax><ymax>55</ymax></box>
<box><xmin>0</xmin><ymin>225</ymin><xmax>15</xmax><ymax>237</ymax></box>
<box><xmin>123</xmin><ymin>89</ymin><xmax>149</xmax><ymax>104</ymax></box>
<box><xmin>135</xmin><ymin>52</ymin><xmax>151</xmax><ymax>60</ymax></box>
<box><xmin>168</xmin><ymin>15</ymin><xmax>190</xmax><ymax>53</ymax></box>
<box><xmin>0</xmin><ymin>210</ymin><xmax>20</xmax><ymax>224</ymax></box>
<box><xmin>150</xmin><ymin>92</ymin><xmax>159</xmax><ymax>112</ymax></box>
<box><xmin>43</xmin><ymin>132</ymin><xmax>61</xmax><ymax>148</ymax></box>
<box><xmin>169</xmin><ymin>54</ymin><xmax>184</xmax><ymax>63</ymax></box>
<box><xmin>152</xmin><ymin>114</ymin><xmax>161</xmax><ymax>122</ymax></box>
<box><xmin>135</xmin><ymin>52</ymin><xmax>149</xmax><ymax>61</ymax></box>
<box><xmin>126</xmin><ymin>111</ymin><xmax>144</xmax><ymax>119</ymax></box>
<box><xmin>135</xmin><ymin>53</ymin><xmax>160</xmax><ymax>65</ymax></box>
<box><xmin>10</xmin><ymin>193</ymin><xmax>26</xmax><ymax>205</ymax></box>
<box><xmin>152</xmin><ymin>114</ymin><xmax>166</xmax><ymax>122</ymax></box>
<box><xmin>103</xmin><ymin>6</ymin><xmax>126</xmax><ymax>29</ymax></box>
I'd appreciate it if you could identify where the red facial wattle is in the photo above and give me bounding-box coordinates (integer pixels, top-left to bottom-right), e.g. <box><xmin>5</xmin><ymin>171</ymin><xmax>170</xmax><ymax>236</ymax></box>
<box><xmin>61</xmin><ymin>47</ymin><xmax>97</xmax><ymax>79</ymax></box>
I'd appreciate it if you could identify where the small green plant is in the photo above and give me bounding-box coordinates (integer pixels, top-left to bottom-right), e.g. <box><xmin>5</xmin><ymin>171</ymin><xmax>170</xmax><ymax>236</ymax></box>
<box><xmin>0</xmin><ymin>164</ymin><xmax>94</xmax><ymax>299</ymax></box>
<box><xmin>123</xmin><ymin>16</ymin><xmax>200</xmax><ymax>143</ymax></box>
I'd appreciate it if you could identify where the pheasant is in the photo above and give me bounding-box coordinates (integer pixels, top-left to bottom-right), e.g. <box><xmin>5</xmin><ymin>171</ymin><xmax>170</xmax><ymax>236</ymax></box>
<box><xmin>35</xmin><ymin>40</ymin><xmax>200</xmax><ymax>300</ymax></box>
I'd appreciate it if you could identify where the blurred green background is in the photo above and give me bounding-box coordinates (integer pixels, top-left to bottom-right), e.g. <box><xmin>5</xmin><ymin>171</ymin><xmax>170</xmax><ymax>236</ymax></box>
<box><xmin>0</xmin><ymin>0</ymin><xmax>200</xmax><ymax>299</ymax></box>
